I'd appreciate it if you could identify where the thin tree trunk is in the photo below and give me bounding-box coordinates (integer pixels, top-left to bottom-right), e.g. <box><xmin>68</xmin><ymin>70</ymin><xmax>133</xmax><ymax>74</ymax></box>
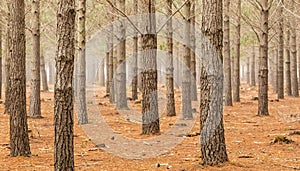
<box><xmin>257</xmin><ymin>0</ymin><xmax>269</xmax><ymax>116</ymax></box>
<box><xmin>116</xmin><ymin>0</ymin><xmax>128</xmax><ymax>109</ymax></box>
<box><xmin>77</xmin><ymin>0</ymin><xmax>88</xmax><ymax>124</ymax></box>
<box><xmin>165</xmin><ymin>0</ymin><xmax>176</xmax><ymax>116</ymax></box>
<box><xmin>182</xmin><ymin>1</ymin><xmax>192</xmax><ymax>119</ymax></box>
<box><xmin>190</xmin><ymin>0</ymin><xmax>197</xmax><ymax>101</ymax></box>
<box><xmin>277</xmin><ymin>1</ymin><xmax>284</xmax><ymax>99</ymax></box>
<box><xmin>49</xmin><ymin>61</ymin><xmax>54</xmax><ymax>84</ymax></box>
<box><xmin>251</xmin><ymin>45</ymin><xmax>256</xmax><ymax>86</ymax></box>
<box><xmin>105</xmin><ymin>42</ymin><xmax>110</xmax><ymax>94</ymax></box>
<box><xmin>30</xmin><ymin>0</ymin><xmax>41</xmax><ymax>118</ymax></box>
<box><xmin>290</xmin><ymin>2</ymin><xmax>298</xmax><ymax>97</ymax></box>
<box><xmin>200</xmin><ymin>0</ymin><xmax>229</xmax><ymax>165</ymax></box>
<box><xmin>54</xmin><ymin>0</ymin><xmax>75</xmax><ymax>169</ymax></box>
<box><xmin>8</xmin><ymin>0</ymin><xmax>31</xmax><ymax>156</ymax></box>
<box><xmin>109</xmin><ymin>30</ymin><xmax>115</xmax><ymax>103</ymax></box>
<box><xmin>223</xmin><ymin>0</ymin><xmax>232</xmax><ymax>106</ymax></box>
<box><xmin>285</xmin><ymin>26</ymin><xmax>291</xmax><ymax>96</ymax></box>
<box><xmin>40</xmin><ymin>54</ymin><xmax>48</xmax><ymax>91</ymax></box>
<box><xmin>131</xmin><ymin>0</ymin><xmax>138</xmax><ymax>100</ymax></box>
<box><xmin>140</xmin><ymin>0</ymin><xmax>159</xmax><ymax>134</ymax></box>
<box><xmin>273</xmin><ymin>47</ymin><xmax>278</xmax><ymax>93</ymax></box>
<box><xmin>246</xmin><ymin>56</ymin><xmax>250</xmax><ymax>84</ymax></box>
<box><xmin>233</xmin><ymin>0</ymin><xmax>241</xmax><ymax>102</ymax></box>
<box><xmin>0</xmin><ymin>19</ymin><xmax>2</xmax><ymax>99</ymax></box>
<box><xmin>5</xmin><ymin>9</ymin><xmax>11</xmax><ymax>114</ymax></box>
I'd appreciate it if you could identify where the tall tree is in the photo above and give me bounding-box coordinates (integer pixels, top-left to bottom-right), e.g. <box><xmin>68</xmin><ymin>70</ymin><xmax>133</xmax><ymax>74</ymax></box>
<box><xmin>233</xmin><ymin>0</ymin><xmax>241</xmax><ymax>102</ymax></box>
<box><xmin>246</xmin><ymin>56</ymin><xmax>250</xmax><ymax>84</ymax></box>
<box><xmin>131</xmin><ymin>0</ymin><xmax>138</xmax><ymax>100</ymax></box>
<box><xmin>285</xmin><ymin>26</ymin><xmax>291</xmax><ymax>96</ymax></box>
<box><xmin>116</xmin><ymin>0</ymin><xmax>128</xmax><ymax>109</ymax></box>
<box><xmin>108</xmin><ymin>2</ymin><xmax>115</xmax><ymax>103</ymax></box>
<box><xmin>5</xmin><ymin>7</ymin><xmax>11</xmax><ymax>114</ymax></box>
<box><xmin>290</xmin><ymin>0</ymin><xmax>298</xmax><ymax>97</ymax></box>
<box><xmin>30</xmin><ymin>0</ymin><xmax>41</xmax><ymax>118</ymax></box>
<box><xmin>140</xmin><ymin>0</ymin><xmax>159</xmax><ymax>134</ymax></box>
<box><xmin>8</xmin><ymin>0</ymin><xmax>31</xmax><ymax>156</ymax></box>
<box><xmin>277</xmin><ymin>0</ymin><xmax>284</xmax><ymax>99</ymax></box>
<box><xmin>190</xmin><ymin>0</ymin><xmax>197</xmax><ymax>101</ymax></box>
<box><xmin>54</xmin><ymin>0</ymin><xmax>76</xmax><ymax>169</ymax></box>
<box><xmin>166</xmin><ymin>0</ymin><xmax>176</xmax><ymax>116</ymax></box>
<box><xmin>223</xmin><ymin>0</ymin><xmax>233</xmax><ymax>106</ymax></box>
<box><xmin>257</xmin><ymin>0</ymin><xmax>269</xmax><ymax>116</ymax></box>
<box><xmin>105</xmin><ymin>39</ymin><xmax>110</xmax><ymax>94</ymax></box>
<box><xmin>200</xmin><ymin>0</ymin><xmax>228</xmax><ymax>165</ymax></box>
<box><xmin>250</xmin><ymin>45</ymin><xmax>256</xmax><ymax>86</ymax></box>
<box><xmin>40</xmin><ymin>54</ymin><xmax>49</xmax><ymax>91</ymax></box>
<box><xmin>182</xmin><ymin>0</ymin><xmax>192</xmax><ymax>119</ymax></box>
<box><xmin>0</xmin><ymin>16</ymin><xmax>2</xmax><ymax>99</ymax></box>
<box><xmin>77</xmin><ymin>0</ymin><xmax>88</xmax><ymax>124</ymax></box>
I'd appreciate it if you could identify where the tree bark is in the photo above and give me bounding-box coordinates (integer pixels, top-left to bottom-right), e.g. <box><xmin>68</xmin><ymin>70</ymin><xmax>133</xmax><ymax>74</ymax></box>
<box><xmin>30</xmin><ymin>0</ymin><xmax>41</xmax><ymax>118</ymax></box>
<box><xmin>200</xmin><ymin>0</ymin><xmax>229</xmax><ymax>166</ymax></box>
<box><xmin>5</xmin><ymin>9</ymin><xmax>11</xmax><ymax>114</ymax></box>
<box><xmin>233</xmin><ymin>0</ymin><xmax>241</xmax><ymax>102</ymax></box>
<box><xmin>250</xmin><ymin>45</ymin><xmax>256</xmax><ymax>86</ymax></box>
<box><xmin>76</xmin><ymin>0</ymin><xmax>88</xmax><ymax>124</ymax></box>
<box><xmin>8</xmin><ymin>0</ymin><xmax>31</xmax><ymax>157</ymax></box>
<box><xmin>182</xmin><ymin>1</ymin><xmax>192</xmax><ymax>119</ymax></box>
<box><xmin>223</xmin><ymin>0</ymin><xmax>232</xmax><ymax>106</ymax></box>
<box><xmin>257</xmin><ymin>0</ymin><xmax>269</xmax><ymax>116</ymax></box>
<box><xmin>131</xmin><ymin>0</ymin><xmax>138</xmax><ymax>100</ymax></box>
<box><xmin>140</xmin><ymin>0</ymin><xmax>159</xmax><ymax>134</ymax></box>
<box><xmin>165</xmin><ymin>0</ymin><xmax>176</xmax><ymax>116</ymax></box>
<box><xmin>246</xmin><ymin>56</ymin><xmax>250</xmax><ymax>84</ymax></box>
<box><xmin>99</xmin><ymin>56</ymin><xmax>105</xmax><ymax>86</ymax></box>
<box><xmin>54</xmin><ymin>0</ymin><xmax>76</xmax><ymax>170</ymax></box>
<box><xmin>277</xmin><ymin>1</ymin><xmax>284</xmax><ymax>99</ymax></box>
<box><xmin>285</xmin><ymin>26</ymin><xmax>291</xmax><ymax>96</ymax></box>
<box><xmin>0</xmin><ymin>19</ymin><xmax>2</xmax><ymax>99</ymax></box>
<box><xmin>273</xmin><ymin>47</ymin><xmax>278</xmax><ymax>93</ymax></box>
<box><xmin>40</xmin><ymin>54</ymin><xmax>48</xmax><ymax>91</ymax></box>
<box><xmin>105</xmin><ymin>42</ymin><xmax>110</xmax><ymax>94</ymax></box>
<box><xmin>116</xmin><ymin>0</ymin><xmax>128</xmax><ymax>109</ymax></box>
<box><xmin>290</xmin><ymin>1</ymin><xmax>298</xmax><ymax>97</ymax></box>
<box><xmin>190</xmin><ymin>0</ymin><xmax>197</xmax><ymax>101</ymax></box>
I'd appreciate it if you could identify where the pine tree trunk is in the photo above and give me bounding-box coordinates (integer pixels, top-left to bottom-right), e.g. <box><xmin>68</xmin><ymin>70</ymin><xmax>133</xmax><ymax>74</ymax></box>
<box><xmin>273</xmin><ymin>47</ymin><xmax>278</xmax><ymax>93</ymax></box>
<box><xmin>250</xmin><ymin>45</ymin><xmax>256</xmax><ymax>86</ymax></box>
<box><xmin>5</xmin><ymin>10</ymin><xmax>11</xmax><ymax>114</ymax></box>
<box><xmin>77</xmin><ymin>0</ymin><xmax>88</xmax><ymax>124</ymax></box>
<box><xmin>200</xmin><ymin>0</ymin><xmax>228</xmax><ymax>165</ymax></box>
<box><xmin>0</xmin><ymin>21</ymin><xmax>2</xmax><ymax>99</ymax></box>
<box><xmin>30</xmin><ymin>0</ymin><xmax>41</xmax><ymax>118</ymax></box>
<box><xmin>190</xmin><ymin>0</ymin><xmax>197</xmax><ymax>101</ymax></box>
<box><xmin>105</xmin><ymin>42</ymin><xmax>110</xmax><ymax>94</ymax></box>
<box><xmin>116</xmin><ymin>0</ymin><xmax>128</xmax><ymax>109</ymax></box>
<box><xmin>54</xmin><ymin>0</ymin><xmax>75</xmax><ymax>169</ymax></box>
<box><xmin>109</xmin><ymin>28</ymin><xmax>115</xmax><ymax>103</ymax></box>
<box><xmin>290</xmin><ymin>23</ymin><xmax>299</xmax><ymax>97</ymax></box>
<box><xmin>165</xmin><ymin>0</ymin><xmax>176</xmax><ymax>116</ymax></box>
<box><xmin>131</xmin><ymin>0</ymin><xmax>138</xmax><ymax>100</ymax></box>
<box><xmin>140</xmin><ymin>0</ymin><xmax>159</xmax><ymax>134</ymax></box>
<box><xmin>285</xmin><ymin>27</ymin><xmax>291</xmax><ymax>96</ymax></box>
<box><xmin>182</xmin><ymin>1</ymin><xmax>192</xmax><ymax>119</ymax></box>
<box><xmin>233</xmin><ymin>0</ymin><xmax>241</xmax><ymax>102</ymax></box>
<box><xmin>99</xmin><ymin>58</ymin><xmax>105</xmax><ymax>86</ymax></box>
<box><xmin>257</xmin><ymin>0</ymin><xmax>269</xmax><ymax>116</ymax></box>
<box><xmin>246</xmin><ymin>56</ymin><xmax>250</xmax><ymax>84</ymax></box>
<box><xmin>277</xmin><ymin>1</ymin><xmax>284</xmax><ymax>99</ymax></box>
<box><xmin>8</xmin><ymin>0</ymin><xmax>31</xmax><ymax>157</ymax></box>
<box><xmin>223</xmin><ymin>0</ymin><xmax>232</xmax><ymax>106</ymax></box>
<box><xmin>40</xmin><ymin>54</ymin><xmax>48</xmax><ymax>91</ymax></box>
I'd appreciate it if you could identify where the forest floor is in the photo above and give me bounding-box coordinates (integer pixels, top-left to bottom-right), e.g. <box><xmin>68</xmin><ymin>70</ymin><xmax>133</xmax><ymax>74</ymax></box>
<box><xmin>0</xmin><ymin>83</ymin><xmax>299</xmax><ymax>171</ymax></box>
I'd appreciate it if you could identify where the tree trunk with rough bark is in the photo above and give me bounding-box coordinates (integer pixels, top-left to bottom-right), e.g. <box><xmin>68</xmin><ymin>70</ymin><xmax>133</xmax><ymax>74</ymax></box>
<box><xmin>290</xmin><ymin>1</ymin><xmax>298</xmax><ymax>97</ymax></box>
<box><xmin>277</xmin><ymin>1</ymin><xmax>284</xmax><ymax>99</ymax></box>
<box><xmin>257</xmin><ymin>0</ymin><xmax>269</xmax><ymax>116</ymax></box>
<box><xmin>190</xmin><ymin>0</ymin><xmax>197</xmax><ymax>101</ymax></box>
<box><xmin>233</xmin><ymin>0</ymin><xmax>241</xmax><ymax>102</ymax></box>
<box><xmin>285</xmin><ymin>26</ymin><xmax>291</xmax><ymax>96</ymax></box>
<box><xmin>200</xmin><ymin>0</ymin><xmax>229</xmax><ymax>166</ymax></box>
<box><xmin>0</xmin><ymin>19</ymin><xmax>2</xmax><ymax>99</ymax></box>
<box><xmin>8</xmin><ymin>0</ymin><xmax>31</xmax><ymax>157</ymax></box>
<box><xmin>166</xmin><ymin>0</ymin><xmax>176</xmax><ymax>116</ymax></box>
<box><xmin>250</xmin><ymin>45</ymin><xmax>256</xmax><ymax>86</ymax></box>
<box><xmin>182</xmin><ymin>1</ymin><xmax>192</xmax><ymax>119</ymax></box>
<box><xmin>54</xmin><ymin>0</ymin><xmax>75</xmax><ymax>169</ymax></box>
<box><xmin>140</xmin><ymin>0</ymin><xmax>159</xmax><ymax>134</ymax></box>
<box><xmin>30</xmin><ymin>0</ymin><xmax>41</xmax><ymax>118</ymax></box>
<box><xmin>5</xmin><ymin>9</ymin><xmax>11</xmax><ymax>114</ymax></box>
<box><xmin>131</xmin><ymin>0</ymin><xmax>138</xmax><ymax>100</ymax></box>
<box><xmin>223</xmin><ymin>0</ymin><xmax>232</xmax><ymax>106</ymax></box>
<box><xmin>40</xmin><ymin>54</ymin><xmax>48</xmax><ymax>91</ymax></box>
<box><xmin>116</xmin><ymin>0</ymin><xmax>128</xmax><ymax>109</ymax></box>
<box><xmin>76</xmin><ymin>0</ymin><xmax>88</xmax><ymax>124</ymax></box>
